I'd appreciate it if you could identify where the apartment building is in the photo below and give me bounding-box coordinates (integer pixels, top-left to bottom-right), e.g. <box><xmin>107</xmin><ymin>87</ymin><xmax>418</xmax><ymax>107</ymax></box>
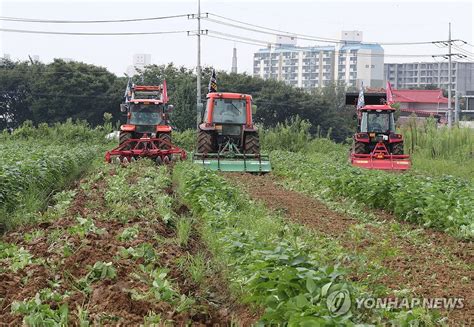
<box><xmin>253</xmin><ymin>31</ymin><xmax>385</xmax><ymax>89</ymax></box>
<box><xmin>384</xmin><ymin>61</ymin><xmax>474</xmax><ymax>94</ymax></box>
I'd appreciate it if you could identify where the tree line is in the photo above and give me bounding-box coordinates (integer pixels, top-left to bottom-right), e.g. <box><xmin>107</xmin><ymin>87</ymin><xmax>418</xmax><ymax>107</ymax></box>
<box><xmin>0</xmin><ymin>58</ymin><xmax>355</xmax><ymax>142</ymax></box>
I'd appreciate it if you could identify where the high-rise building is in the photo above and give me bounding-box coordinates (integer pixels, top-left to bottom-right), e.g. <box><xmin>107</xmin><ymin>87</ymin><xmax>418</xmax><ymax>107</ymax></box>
<box><xmin>384</xmin><ymin>61</ymin><xmax>474</xmax><ymax>95</ymax></box>
<box><xmin>126</xmin><ymin>54</ymin><xmax>152</xmax><ymax>76</ymax></box>
<box><xmin>253</xmin><ymin>31</ymin><xmax>384</xmax><ymax>89</ymax></box>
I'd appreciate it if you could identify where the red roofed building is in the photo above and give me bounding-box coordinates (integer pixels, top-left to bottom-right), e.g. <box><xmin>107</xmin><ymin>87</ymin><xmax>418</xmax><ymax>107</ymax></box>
<box><xmin>392</xmin><ymin>89</ymin><xmax>449</xmax><ymax>116</ymax></box>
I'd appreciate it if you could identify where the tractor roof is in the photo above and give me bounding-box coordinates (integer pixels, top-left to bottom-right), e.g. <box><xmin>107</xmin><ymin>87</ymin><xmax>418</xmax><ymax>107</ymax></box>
<box><xmin>361</xmin><ymin>104</ymin><xmax>395</xmax><ymax>111</ymax></box>
<box><xmin>207</xmin><ymin>92</ymin><xmax>252</xmax><ymax>100</ymax></box>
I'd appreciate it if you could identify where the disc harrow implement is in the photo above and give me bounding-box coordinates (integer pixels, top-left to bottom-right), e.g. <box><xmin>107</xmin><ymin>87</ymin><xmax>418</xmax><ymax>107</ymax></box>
<box><xmin>105</xmin><ymin>135</ymin><xmax>187</xmax><ymax>164</ymax></box>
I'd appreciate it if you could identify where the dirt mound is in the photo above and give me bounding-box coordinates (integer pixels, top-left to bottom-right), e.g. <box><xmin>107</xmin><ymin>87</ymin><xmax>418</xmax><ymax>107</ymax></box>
<box><xmin>1</xmin><ymin>167</ymin><xmax>257</xmax><ymax>326</ymax></box>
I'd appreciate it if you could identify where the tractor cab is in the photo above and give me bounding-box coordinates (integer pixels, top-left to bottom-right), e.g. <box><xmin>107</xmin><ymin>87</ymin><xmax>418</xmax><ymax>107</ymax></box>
<box><xmin>122</xmin><ymin>101</ymin><xmax>168</xmax><ymax>134</ymax></box>
<box><xmin>120</xmin><ymin>84</ymin><xmax>173</xmax><ymax>135</ymax></box>
<box><xmin>360</xmin><ymin>107</ymin><xmax>396</xmax><ymax>134</ymax></box>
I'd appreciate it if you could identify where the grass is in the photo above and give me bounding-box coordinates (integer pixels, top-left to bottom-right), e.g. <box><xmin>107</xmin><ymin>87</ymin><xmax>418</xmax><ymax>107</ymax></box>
<box><xmin>176</xmin><ymin>218</ymin><xmax>193</xmax><ymax>247</ymax></box>
<box><xmin>401</xmin><ymin>117</ymin><xmax>474</xmax><ymax>178</ymax></box>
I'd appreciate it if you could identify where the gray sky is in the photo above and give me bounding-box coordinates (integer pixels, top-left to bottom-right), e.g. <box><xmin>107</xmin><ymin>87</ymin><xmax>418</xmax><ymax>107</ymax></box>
<box><xmin>1</xmin><ymin>0</ymin><xmax>473</xmax><ymax>76</ymax></box>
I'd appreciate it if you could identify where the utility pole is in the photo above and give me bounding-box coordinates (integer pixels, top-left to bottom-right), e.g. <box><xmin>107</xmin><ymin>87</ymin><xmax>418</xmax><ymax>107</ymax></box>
<box><xmin>187</xmin><ymin>1</ymin><xmax>208</xmax><ymax>127</ymax></box>
<box><xmin>447</xmin><ymin>22</ymin><xmax>452</xmax><ymax>128</ymax></box>
<box><xmin>432</xmin><ymin>23</ymin><xmax>467</xmax><ymax>127</ymax></box>
<box><xmin>196</xmin><ymin>0</ymin><xmax>202</xmax><ymax>127</ymax></box>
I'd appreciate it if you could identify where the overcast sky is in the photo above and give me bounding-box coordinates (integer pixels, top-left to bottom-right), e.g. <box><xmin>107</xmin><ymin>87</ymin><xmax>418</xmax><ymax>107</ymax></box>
<box><xmin>1</xmin><ymin>0</ymin><xmax>473</xmax><ymax>76</ymax></box>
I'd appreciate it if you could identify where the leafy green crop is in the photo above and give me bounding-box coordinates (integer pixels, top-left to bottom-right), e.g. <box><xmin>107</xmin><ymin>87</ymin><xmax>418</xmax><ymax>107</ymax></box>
<box><xmin>11</xmin><ymin>288</ymin><xmax>69</xmax><ymax>326</ymax></box>
<box><xmin>173</xmin><ymin>162</ymin><xmax>427</xmax><ymax>325</ymax></box>
<box><xmin>271</xmin><ymin>150</ymin><xmax>474</xmax><ymax>239</ymax></box>
<box><xmin>0</xmin><ymin>141</ymin><xmax>99</xmax><ymax>229</ymax></box>
<box><xmin>0</xmin><ymin>242</ymin><xmax>34</xmax><ymax>272</ymax></box>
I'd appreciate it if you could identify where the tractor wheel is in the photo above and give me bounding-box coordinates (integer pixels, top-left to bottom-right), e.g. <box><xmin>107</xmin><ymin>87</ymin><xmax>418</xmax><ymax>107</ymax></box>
<box><xmin>196</xmin><ymin>130</ymin><xmax>214</xmax><ymax>154</ymax></box>
<box><xmin>119</xmin><ymin>131</ymin><xmax>132</xmax><ymax>145</ymax></box>
<box><xmin>244</xmin><ymin>133</ymin><xmax>260</xmax><ymax>155</ymax></box>
<box><xmin>354</xmin><ymin>141</ymin><xmax>369</xmax><ymax>154</ymax></box>
<box><xmin>158</xmin><ymin>133</ymin><xmax>171</xmax><ymax>149</ymax></box>
<box><xmin>391</xmin><ymin>142</ymin><xmax>404</xmax><ymax>155</ymax></box>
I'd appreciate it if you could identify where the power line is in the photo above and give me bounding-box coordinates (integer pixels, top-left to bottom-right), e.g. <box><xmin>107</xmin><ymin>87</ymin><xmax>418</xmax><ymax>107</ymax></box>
<box><xmin>206</xmin><ymin>13</ymin><xmax>438</xmax><ymax>46</ymax></box>
<box><xmin>206</xmin><ymin>31</ymin><xmax>442</xmax><ymax>58</ymax></box>
<box><xmin>205</xmin><ymin>17</ymin><xmax>342</xmax><ymax>44</ymax></box>
<box><xmin>0</xmin><ymin>28</ymin><xmax>189</xmax><ymax>36</ymax></box>
<box><xmin>0</xmin><ymin>14</ymin><xmax>190</xmax><ymax>23</ymax></box>
<box><xmin>205</xmin><ymin>34</ymin><xmax>268</xmax><ymax>47</ymax></box>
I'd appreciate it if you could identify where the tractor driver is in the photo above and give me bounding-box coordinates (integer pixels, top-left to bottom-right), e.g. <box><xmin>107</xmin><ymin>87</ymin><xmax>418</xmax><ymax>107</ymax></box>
<box><xmin>368</xmin><ymin>113</ymin><xmax>389</xmax><ymax>133</ymax></box>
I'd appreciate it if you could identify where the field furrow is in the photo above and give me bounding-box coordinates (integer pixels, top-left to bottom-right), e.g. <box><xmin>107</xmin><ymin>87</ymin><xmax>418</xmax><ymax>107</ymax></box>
<box><xmin>0</xmin><ymin>162</ymin><xmax>251</xmax><ymax>325</ymax></box>
<box><xmin>224</xmin><ymin>172</ymin><xmax>473</xmax><ymax>324</ymax></box>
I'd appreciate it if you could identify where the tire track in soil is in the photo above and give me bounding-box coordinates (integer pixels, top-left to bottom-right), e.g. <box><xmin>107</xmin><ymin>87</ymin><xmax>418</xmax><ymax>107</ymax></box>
<box><xmin>0</xmin><ymin>167</ymin><xmax>256</xmax><ymax>326</ymax></box>
<box><xmin>225</xmin><ymin>173</ymin><xmax>473</xmax><ymax>325</ymax></box>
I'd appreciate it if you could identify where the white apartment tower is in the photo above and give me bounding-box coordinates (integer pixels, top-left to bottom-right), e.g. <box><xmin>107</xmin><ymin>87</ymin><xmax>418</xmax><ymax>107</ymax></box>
<box><xmin>253</xmin><ymin>31</ymin><xmax>384</xmax><ymax>89</ymax></box>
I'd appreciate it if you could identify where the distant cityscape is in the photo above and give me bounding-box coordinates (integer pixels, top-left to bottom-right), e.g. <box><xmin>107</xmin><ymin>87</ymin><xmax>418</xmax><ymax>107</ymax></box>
<box><xmin>4</xmin><ymin>30</ymin><xmax>474</xmax><ymax>97</ymax></box>
<box><xmin>252</xmin><ymin>31</ymin><xmax>474</xmax><ymax>97</ymax></box>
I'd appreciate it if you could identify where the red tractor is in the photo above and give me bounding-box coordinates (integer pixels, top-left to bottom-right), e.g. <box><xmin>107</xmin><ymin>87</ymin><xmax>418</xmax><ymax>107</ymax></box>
<box><xmin>118</xmin><ymin>84</ymin><xmax>173</xmax><ymax>147</ymax></box>
<box><xmin>347</xmin><ymin>86</ymin><xmax>410</xmax><ymax>170</ymax></box>
<box><xmin>105</xmin><ymin>80</ymin><xmax>186</xmax><ymax>164</ymax></box>
<box><xmin>193</xmin><ymin>92</ymin><xmax>271</xmax><ymax>172</ymax></box>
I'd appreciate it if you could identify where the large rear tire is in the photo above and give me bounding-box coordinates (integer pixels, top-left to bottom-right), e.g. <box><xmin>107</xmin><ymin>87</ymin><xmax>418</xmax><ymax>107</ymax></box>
<box><xmin>197</xmin><ymin>130</ymin><xmax>214</xmax><ymax>154</ymax></box>
<box><xmin>158</xmin><ymin>133</ymin><xmax>171</xmax><ymax>149</ymax></box>
<box><xmin>244</xmin><ymin>133</ymin><xmax>260</xmax><ymax>155</ymax></box>
<box><xmin>119</xmin><ymin>131</ymin><xmax>132</xmax><ymax>146</ymax></box>
<box><xmin>354</xmin><ymin>141</ymin><xmax>369</xmax><ymax>154</ymax></box>
<box><xmin>391</xmin><ymin>142</ymin><xmax>404</xmax><ymax>155</ymax></box>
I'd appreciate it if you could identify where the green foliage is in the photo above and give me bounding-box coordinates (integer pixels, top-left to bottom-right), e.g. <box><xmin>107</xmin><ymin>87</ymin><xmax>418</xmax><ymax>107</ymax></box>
<box><xmin>174</xmin><ymin>162</ymin><xmax>439</xmax><ymax>325</ymax></box>
<box><xmin>68</xmin><ymin>216</ymin><xmax>105</xmax><ymax>238</ymax></box>
<box><xmin>403</xmin><ymin>117</ymin><xmax>474</xmax><ymax>160</ymax></box>
<box><xmin>174</xmin><ymin>163</ymin><xmax>355</xmax><ymax>324</ymax></box>
<box><xmin>272</xmin><ymin>149</ymin><xmax>474</xmax><ymax>239</ymax></box>
<box><xmin>117</xmin><ymin>226</ymin><xmax>140</xmax><ymax>242</ymax></box>
<box><xmin>260</xmin><ymin>116</ymin><xmax>313</xmax><ymax>152</ymax></box>
<box><xmin>0</xmin><ymin>122</ymin><xmax>101</xmax><ymax>230</ymax></box>
<box><xmin>104</xmin><ymin>161</ymin><xmax>174</xmax><ymax>223</ymax></box>
<box><xmin>0</xmin><ymin>242</ymin><xmax>34</xmax><ymax>272</ymax></box>
<box><xmin>11</xmin><ymin>288</ymin><xmax>69</xmax><ymax>326</ymax></box>
<box><xmin>118</xmin><ymin>243</ymin><xmax>157</xmax><ymax>264</ymax></box>
<box><xmin>172</xmin><ymin>129</ymin><xmax>196</xmax><ymax>151</ymax></box>
<box><xmin>176</xmin><ymin>218</ymin><xmax>192</xmax><ymax>247</ymax></box>
<box><xmin>0</xmin><ymin>58</ymin><xmax>122</xmax><ymax>129</ymax></box>
<box><xmin>177</xmin><ymin>252</ymin><xmax>207</xmax><ymax>284</ymax></box>
<box><xmin>401</xmin><ymin>118</ymin><xmax>474</xmax><ymax>178</ymax></box>
<box><xmin>130</xmin><ymin>265</ymin><xmax>178</xmax><ymax>303</ymax></box>
<box><xmin>87</xmin><ymin>261</ymin><xmax>117</xmax><ymax>281</ymax></box>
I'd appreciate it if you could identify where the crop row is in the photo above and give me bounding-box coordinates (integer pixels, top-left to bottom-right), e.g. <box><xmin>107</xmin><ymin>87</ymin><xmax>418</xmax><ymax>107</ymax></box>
<box><xmin>271</xmin><ymin>149</ymin><xmax>474</xmax><ymax>240</ymax></box>
<box><xmin>0</xmin><ymin>142</ymin><xmax>99</xmax><ymax>229</ymax></box>
<box><xmin>2</xmin><ymin>161</ymin><xmax>204</xmax><ymax>325</ymax></box>
<box><xmin>173</xmin><ymin>162</ymin><xmax>432</xmax><ymax>325</ymax></box>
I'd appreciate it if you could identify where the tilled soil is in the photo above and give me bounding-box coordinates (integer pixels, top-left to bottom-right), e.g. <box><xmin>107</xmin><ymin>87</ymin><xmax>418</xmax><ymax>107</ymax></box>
<box><xmin>0</xmin><ymin>168</ymin><xmax>257</xmax><ymax>326</ymax></box>
<box><xmin>225</xmin><ymin>173</ymin><xmax>473</xmax><ymax>325</ymax></box>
